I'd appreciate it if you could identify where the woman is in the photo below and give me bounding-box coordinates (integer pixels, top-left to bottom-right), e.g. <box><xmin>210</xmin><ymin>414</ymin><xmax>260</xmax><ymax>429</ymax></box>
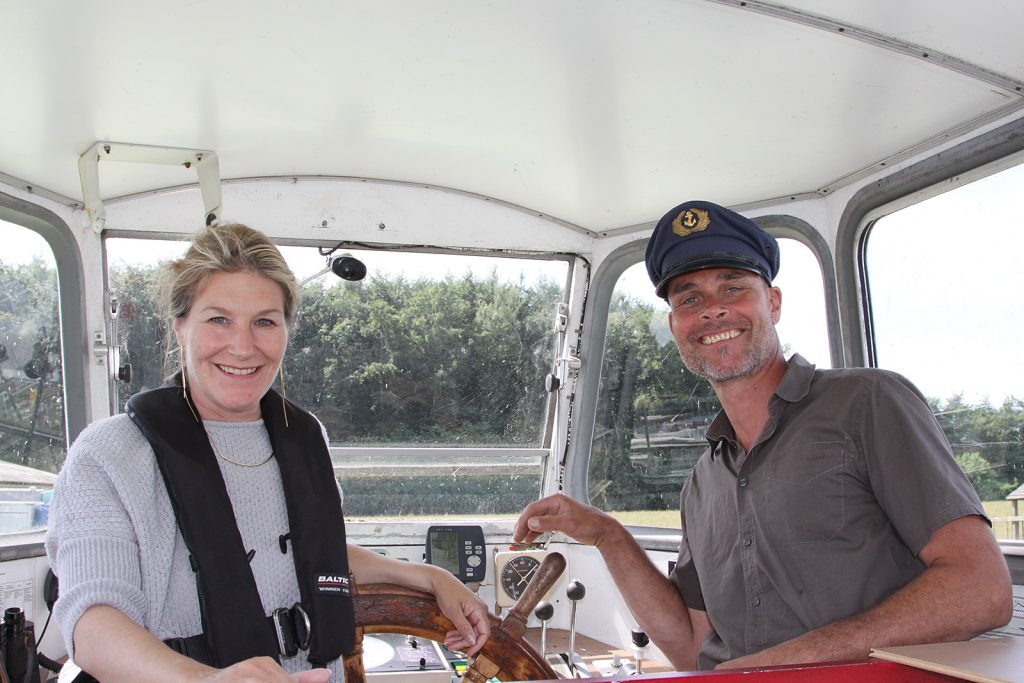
<box><xmin>45</xmin><ymin>224</ymin><xmax>490</xmax><ymax>682</ymax></box>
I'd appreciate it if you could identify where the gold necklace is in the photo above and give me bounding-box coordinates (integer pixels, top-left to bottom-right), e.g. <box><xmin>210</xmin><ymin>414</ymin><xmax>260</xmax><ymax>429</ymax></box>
<box><xmin>211</xmin><ymin>444</ymin><xmax>275</xmax><ymax>468</ymax></box>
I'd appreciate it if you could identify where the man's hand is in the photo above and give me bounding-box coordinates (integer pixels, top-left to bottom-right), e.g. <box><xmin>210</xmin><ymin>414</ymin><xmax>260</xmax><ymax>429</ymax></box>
<box><xmin>715</xmin><ymin>643</ymin><xmax>808</xmax><ymax>670</ymax></box>
<box><xmin>513</xmin><ymin>493</ymin><xmax>621</xmax><ymax>548</ymax></box>
<box><xmin>514</xmin><ymin>493</ymin><xmax>710</xmax><ymax>671</ymax></box>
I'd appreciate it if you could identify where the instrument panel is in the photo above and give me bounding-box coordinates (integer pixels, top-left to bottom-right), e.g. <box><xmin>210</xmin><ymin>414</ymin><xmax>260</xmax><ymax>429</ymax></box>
<box><xmin>425</xmin><ymin>525</ymin><xmax>486</xmax><ymax>584</ymax></box>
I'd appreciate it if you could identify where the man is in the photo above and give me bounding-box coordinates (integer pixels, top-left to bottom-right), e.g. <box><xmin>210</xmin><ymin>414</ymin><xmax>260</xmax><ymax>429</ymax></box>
<box><xmin>515</xmin><ymin>200</ymin><xmax>1011</xmax><ymax>670</ymax></box>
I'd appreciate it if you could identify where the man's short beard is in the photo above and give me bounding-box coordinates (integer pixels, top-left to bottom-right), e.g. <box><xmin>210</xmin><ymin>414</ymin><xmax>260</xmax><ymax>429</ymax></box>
<box><xmin>680</xmin><ymin>327</ymin><xmax>781</xmax><ymax>384</ymax></box>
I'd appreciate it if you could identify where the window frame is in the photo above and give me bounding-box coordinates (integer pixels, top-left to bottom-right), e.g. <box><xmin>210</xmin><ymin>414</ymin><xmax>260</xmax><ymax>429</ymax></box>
<box><xmin>0</xmin><ymin>195</ymin><xmax>87</xmax><ymax>446</ymax></box>
<box><xmin>839</xmin><ymin>118</ymin><xmax>1024</xmax><ymax>369</ymax></box>
<box><xmin>569</xmin><ymin>216</ymin><xmax>837</xmax><ymax>527</ymax></box>
<box><xmin>102</xmin><ymin>233</ymin><xmax>576</xmax><ymax>519</ymax></box>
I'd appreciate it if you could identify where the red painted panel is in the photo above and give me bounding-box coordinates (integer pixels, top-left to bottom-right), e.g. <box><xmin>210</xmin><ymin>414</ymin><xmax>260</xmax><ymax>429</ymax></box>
<box><xmin>529</xmin><ymin>659</ymin><xmax>964</xmax><ymax>682</ymax></box>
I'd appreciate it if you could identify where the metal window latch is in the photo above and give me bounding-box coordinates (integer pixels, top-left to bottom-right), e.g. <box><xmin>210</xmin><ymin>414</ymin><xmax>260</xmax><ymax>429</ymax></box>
<box><xmin>92</xmin><ymin>331</ymin><xmax>109</xmax><ymax>367</ymax></box>
<box><xmin>545</xmin><ymin>303</ymin><xmax>578</xmax><ymax>392</ymax></box>
<box><xmin>553</xmin><ymin>302</ymin><xmax>569</xmax><ymax>333</ymax></box>
<box><xmin>546</xmin><ymin>354</ymin><xmax>581</xmax><ymax>392</ymax></box>
<box><xmin>94</xmin><ymin>292</ymin><xmax>132</xmax><ymax>383</ymax></box>
<box><xmin>556</xmin><ymin>355</ymin><xmax>581</xmax><ymax>374</ymax></box>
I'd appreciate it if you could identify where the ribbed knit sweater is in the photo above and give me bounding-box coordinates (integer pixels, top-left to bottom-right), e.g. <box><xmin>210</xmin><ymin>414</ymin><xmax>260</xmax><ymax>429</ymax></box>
<box><xmin>44</xmin><ymin>413</ymin><xmax>344</xmax><ymax>680</ymax></box>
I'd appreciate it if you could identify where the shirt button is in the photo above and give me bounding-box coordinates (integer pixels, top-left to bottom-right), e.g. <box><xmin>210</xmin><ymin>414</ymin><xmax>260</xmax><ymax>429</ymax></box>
<box><xmin>752</xmin><ymin>598</ymin><xmax>761</xmax><ymax>607</ymax></box>
<box><xmin>739</xmin><ymin>478</ymin><xmax>748</xmax><ymax>487</ymax></box>
<box><xmin>743</xmin><ymin>538</ymin><xmax>752</xmax><ymax>547</ymax></box>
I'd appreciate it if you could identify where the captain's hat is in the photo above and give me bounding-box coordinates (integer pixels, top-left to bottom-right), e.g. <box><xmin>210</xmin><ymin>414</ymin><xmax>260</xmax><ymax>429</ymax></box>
<box><xmin>645</xmin><ymin>200</ymin><xmax>779</xmax><ymax>299</ymax></box>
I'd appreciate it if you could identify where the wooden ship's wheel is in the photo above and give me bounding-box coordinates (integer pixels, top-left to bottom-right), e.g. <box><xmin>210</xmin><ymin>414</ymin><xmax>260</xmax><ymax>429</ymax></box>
<box><xmin>343</xmin><ymin>552</ymin><xmax>566</xmax><ymax>683</ymax></box>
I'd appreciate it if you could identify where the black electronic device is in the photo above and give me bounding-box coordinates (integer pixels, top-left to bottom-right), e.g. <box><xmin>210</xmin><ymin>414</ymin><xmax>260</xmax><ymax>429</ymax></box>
<box><xmin>1</xmin><ymin>607</ymin><xmax>41</xmax><ymax>683</ymax></box>
<box><xmin>425</xmin><ymin>525</ymin><xmax>486</xmax><ymax>583</ymax></box>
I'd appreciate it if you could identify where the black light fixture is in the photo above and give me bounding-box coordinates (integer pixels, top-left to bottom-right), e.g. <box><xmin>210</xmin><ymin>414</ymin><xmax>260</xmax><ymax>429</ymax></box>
<box><xmin>329</xmin><ymin>254</ymin><xmax>367</xmax><ymax>281</ymax></box>
<box><xmin>299</xmin><ymin>252</ymin><xmax>367</xmax><ymax>286</ymax></box>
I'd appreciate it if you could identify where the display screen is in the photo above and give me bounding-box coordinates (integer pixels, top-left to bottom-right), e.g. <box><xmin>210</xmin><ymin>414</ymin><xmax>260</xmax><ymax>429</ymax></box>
<box><xmin>429</xmin><ymin>531</ymin><xmax>460</xmax><ymax>574</ymax></box>
<box><xmin>426</xmin><ymin>525</ymin><xmax>485</xmax><ymax>582</ymax></box>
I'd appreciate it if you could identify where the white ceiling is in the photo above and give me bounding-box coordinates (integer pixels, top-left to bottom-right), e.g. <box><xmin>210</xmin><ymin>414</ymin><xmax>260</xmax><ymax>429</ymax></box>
<box><xmin>2</xmin><ymin>0</ymin><xmax>1022</xmax><ymax>233</ymax></box>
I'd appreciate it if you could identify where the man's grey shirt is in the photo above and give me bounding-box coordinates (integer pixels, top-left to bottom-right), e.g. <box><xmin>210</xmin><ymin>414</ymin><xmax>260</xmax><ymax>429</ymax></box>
<box><xmin>669</xmin><ymin>354</ymin><xmax>985</xmax><ymax>668</ymax></box>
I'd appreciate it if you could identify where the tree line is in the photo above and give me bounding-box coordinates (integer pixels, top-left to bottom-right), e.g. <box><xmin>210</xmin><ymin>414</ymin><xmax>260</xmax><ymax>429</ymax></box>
<box><xmin>111</xmin><ymin>263</ymin><xmax>561</xmax><ymax>447</ymax></box>
<box><xmin>1</xmin><ymin>259</ymin><xmax>1021</xmax><ymax>513</ymax></box>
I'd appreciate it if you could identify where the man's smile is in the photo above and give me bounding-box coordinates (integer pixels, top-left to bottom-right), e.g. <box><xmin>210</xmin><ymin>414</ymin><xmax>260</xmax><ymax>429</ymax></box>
<box><xmin>699</xmin><ymin>329</ymin><xmax>742</xmax><ymax>345</ymax></box>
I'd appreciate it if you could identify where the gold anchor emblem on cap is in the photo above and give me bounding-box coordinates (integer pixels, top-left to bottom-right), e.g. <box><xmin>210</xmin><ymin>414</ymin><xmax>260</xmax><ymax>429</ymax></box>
<box><xmin>672</xmin><ymin>207</ymin><xmax>711</xmax><ymax>237</ymax></box>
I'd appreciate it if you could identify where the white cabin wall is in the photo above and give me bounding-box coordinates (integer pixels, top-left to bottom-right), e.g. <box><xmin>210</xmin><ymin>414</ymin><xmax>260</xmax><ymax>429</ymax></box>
<box><xmin>543</xmin><ymin>542</ymin><xmax>678</xmax><ymax>667</ymax></box>
<box><xmin>344</xmin><ymin>521</ymin><xmax>677</xmax><ymax>663</ymax></box>
<box><xmin>0</xmin><ymin>547</ymin><xmax>67</xmax><ymax>662</ymax></box>
<box><xmin>100</xmin><ymin>178</ymin><xmax>597</xmax><ymax>256</ymax></box>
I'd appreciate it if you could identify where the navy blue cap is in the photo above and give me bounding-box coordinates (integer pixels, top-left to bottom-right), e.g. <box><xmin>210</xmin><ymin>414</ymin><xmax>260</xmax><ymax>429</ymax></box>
<box><xmin>645</xmin><ymin>200</ymin><xmax>779</xmax><ymax>299</ymax></box>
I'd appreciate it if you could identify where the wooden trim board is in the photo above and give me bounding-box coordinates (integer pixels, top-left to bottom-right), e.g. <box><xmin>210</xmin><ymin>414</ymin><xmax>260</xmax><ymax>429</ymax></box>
<box><xmin>871</xmin><ymin>637</ymin><xmax>1024</xmax><ymax>683</ymax></box>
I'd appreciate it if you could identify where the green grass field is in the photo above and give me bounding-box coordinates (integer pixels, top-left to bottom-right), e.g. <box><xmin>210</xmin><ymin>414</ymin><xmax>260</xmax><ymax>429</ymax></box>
<box><xmin>611</xmin><ymin>502</ymin><xmax>1022</xmax><ymax>538</ymax></box>
<box><xmin>348</xmin><ymin>501</ymin><xmax>1022</xmax><ymax>539</ymax></box>
<box><xmin>607</xmin><ymin>510</ymin><xmax>682</xmax><ymax>528</ymax></box>
<box><xmin>983</xmin><ymin>500</ymin><xmax>1023</xmax><ymax>540</ymax></box>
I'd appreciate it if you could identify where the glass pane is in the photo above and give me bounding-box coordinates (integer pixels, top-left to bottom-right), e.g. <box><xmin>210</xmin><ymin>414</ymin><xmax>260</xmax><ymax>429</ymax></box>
<box><xmin>590</xmin><ymin>238</ymin><xmax>831</xmax><ymax>527</ymax></box>
<box><xmin>106</xmin><ymin>239</ymin><xmax>190</xmax><ymax>400</ymax></box>
<box><xmin>334</xmin><ymin>448</ymin><xmax>545</xmax><ymax>521</ymax></box>
<box><xmin>774</xmin><ymin>239</ymin><xmax>830</xmax><ymax>369</ymax></box>
<box><xmin>107</xmin><ymin>237</ymin><xmax>567</xmax><ymax>518</ymax></box>
<box><xmin>865</xmin><ymin>162</ymin><xmax>1024</xmax><ymax>540</ymax></box>
<box><xmin>0</xmin><ymin>220</ymin><xmax>65</xmax><ymax>533</ymax></box>
<box><xmin>291</xmin><ymin>252</ymin><xmax>567</xmax><ymax>447</ymax></box>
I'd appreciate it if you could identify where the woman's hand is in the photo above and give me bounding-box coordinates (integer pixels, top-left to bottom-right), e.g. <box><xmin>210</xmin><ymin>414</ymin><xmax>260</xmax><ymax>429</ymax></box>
<box><xmin>73</xmin><ymin>606</ymin><xmax>332</xmax><ymax>683</ymax></box>
<box><xmin>194</xmin><ymin>657</ymin><xmax>330</xmax><ymax>682</ymax></box>
<box><xmin>348</xmin><ymin>543</ymin><xmax>492</xmax><ymax>657</ymax></box>
<box><xmin>429</xmin><ymin>569</ymin><xmax>492</xmax><ymax>657</ymax></box>
<box><xmin>290</xmin><ymin>671</ymin><xmax>331</xmax><ymax>683</ymax></box>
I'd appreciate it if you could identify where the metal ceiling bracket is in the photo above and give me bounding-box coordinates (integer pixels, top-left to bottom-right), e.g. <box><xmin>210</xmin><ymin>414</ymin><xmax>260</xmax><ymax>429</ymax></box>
<box><xmin>77</xmin><ymin>142</ymin><xmax>223</xmax><ymax>233</ymax></box>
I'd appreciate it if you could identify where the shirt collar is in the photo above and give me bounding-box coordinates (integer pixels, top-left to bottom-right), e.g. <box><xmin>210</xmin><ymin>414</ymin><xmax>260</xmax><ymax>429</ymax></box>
<box><xmin>704</xmin><ymin>353</ymin><xmax>817</xmax><ymax>456</ymax></box>
<box><xmin>775</xmin><ymin>353</ymin><xmax>816</xmax><ymax>403</ymax></box>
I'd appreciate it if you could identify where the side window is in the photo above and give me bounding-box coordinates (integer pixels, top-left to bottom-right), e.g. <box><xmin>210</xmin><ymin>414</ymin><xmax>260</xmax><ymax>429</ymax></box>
<box><xmin>865</xmin><ymin>161</ymin><xmax>1024</xmax><ymax>540</ymax></box>
<box><xmin>107</xmin><ymin>238</ymin><xmax>568</xmax><ymax>519</ymax></box>
<box><xmin>0</xmin><ymin>221</ymin><xmax>65</xmax><ymax>533</ymax></box>
<box><xmin>590</xmin><ymin>237</ymin><xmax>830</xmax><ymax>527</ymax></box>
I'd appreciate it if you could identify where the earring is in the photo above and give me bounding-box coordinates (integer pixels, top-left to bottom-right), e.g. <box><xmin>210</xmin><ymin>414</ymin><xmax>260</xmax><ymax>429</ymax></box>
<box><xmin>179</xmin><ymin>347</ymin><xmax>200</xmax><ymax>422</ymax></box>
<box><xmin>279</xmin><ymin>364</ymin><xmax>289</xmax><ymax>427</ymax></box>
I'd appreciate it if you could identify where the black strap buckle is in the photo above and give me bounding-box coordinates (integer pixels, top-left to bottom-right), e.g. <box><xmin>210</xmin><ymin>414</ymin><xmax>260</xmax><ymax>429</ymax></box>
<box><xmin>272</xmin><ymin>603</ymin><xmax>311</xmax><ymax>658</ymax></box>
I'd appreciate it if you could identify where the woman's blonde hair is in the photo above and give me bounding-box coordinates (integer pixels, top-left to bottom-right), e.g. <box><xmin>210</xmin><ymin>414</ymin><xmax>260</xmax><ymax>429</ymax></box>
<box><xmin>159</xmin><ymin>223</ymin><xmax>300</xmax><ymax>325</ymax></box>
<box><xmin>159</xmin><ymin>224</ymin><xmax>300</xmax><ymax>378</ymax></box>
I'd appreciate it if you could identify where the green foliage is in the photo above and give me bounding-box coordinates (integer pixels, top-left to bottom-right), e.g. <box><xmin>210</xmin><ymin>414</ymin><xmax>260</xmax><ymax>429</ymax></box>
<box><xmin>102</xmin><ymin>263</ymin><xmax>562</xmax><ymax>515</ymax></box>
<box><xmin>110</xmin><ymin>263</ymin><xmax>168</xmax><ymax>395</ymax></box>
<box><xmin>0</xmin><ymin>259</ymin><xmax>65</xmax><ymax>471</ymax></box>
<box><xmin>936</xmin><ymin>395</ymin><xmax>1024</xmax><ymax>501</ymax></box>
<box><xmin>112</xmin><ymin>265</ymin><xmax>562</xmax><ymax>448</ymax></box>
<box><xmin>591</xmin><ymin>297</ymin><xmax>1024</xmax><ymax>516</ymax></box>
<box><xmin>955</xmin><ymin>451</ymin><xmax>1013</xmax><ymax>501</ymax></box>
<box><xmin>6</xmin><ymin>256</ymin><xmax>1024</xmax><ymax>519</ymax></box>
<box><xmin>589</xmin><ymin>292</ymin><xmax>718</xmax><ymax>512</ymax></box>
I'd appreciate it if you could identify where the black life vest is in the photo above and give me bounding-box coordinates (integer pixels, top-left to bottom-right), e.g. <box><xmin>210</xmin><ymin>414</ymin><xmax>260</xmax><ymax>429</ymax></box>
<box><xmin>126</xmin><ymin>384</ymin><xmax>355</xmax><ymax>667</ymax></box>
